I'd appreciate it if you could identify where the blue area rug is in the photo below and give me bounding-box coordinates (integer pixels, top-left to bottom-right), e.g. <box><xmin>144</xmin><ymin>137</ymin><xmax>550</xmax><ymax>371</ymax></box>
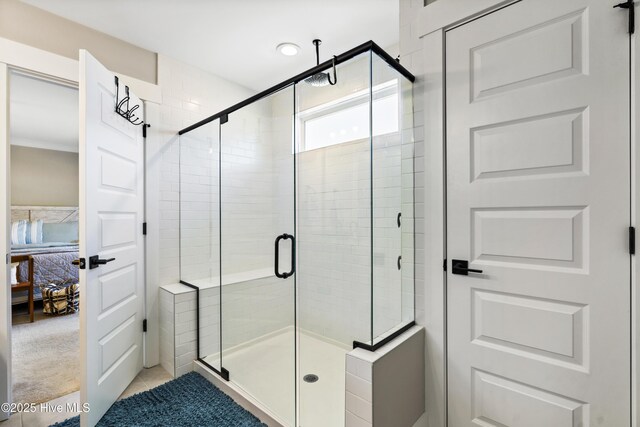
<box><xmin>50</xmin><ymin>372</ymin><xmax>266</xmax><ymax>427</ymax></box>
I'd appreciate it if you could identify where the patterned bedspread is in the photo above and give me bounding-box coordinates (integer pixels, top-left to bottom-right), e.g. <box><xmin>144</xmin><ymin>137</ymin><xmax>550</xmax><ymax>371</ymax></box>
<box><xmin>14</xmin><ymin>251</ymin><xmax>79</xmax><ymax>302</ymax></box>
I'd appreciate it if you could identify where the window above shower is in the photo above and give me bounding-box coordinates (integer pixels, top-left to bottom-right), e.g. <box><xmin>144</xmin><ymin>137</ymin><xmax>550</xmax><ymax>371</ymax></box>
<box><xmin>298</xmin><ymin>79</ymin><xmax>399</xmax><ymax>151</ymax></box>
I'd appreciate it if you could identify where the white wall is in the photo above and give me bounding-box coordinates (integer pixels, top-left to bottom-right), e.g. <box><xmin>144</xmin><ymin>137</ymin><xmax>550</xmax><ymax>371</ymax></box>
<box><xmin>220</xmin><ymin>98</ymin><xmax>285</xmax><ymax>276</ymax></box>
<box><xmin>178</xmin><ymin>88</ymin><xmax>289</xmax><ymax>282</ymax></box>
<box><xmin>155</xmin><ymin>53</ymin><xmax>255</xmax><ymax>287</ymax></box>
<box><xmin>399</xmin><ymin>0</ymin><xmax>425</xmax><ymax>325</ymax></box>
<box><xmin>294</xmin><ymin>54</ymin><xmax>415</xmax><ymax>347</ymax></box>
<box><xmin>400</xmin><ymin>2</ymin><xmax>425</xmax><ymax>330</ymax></box>
<box><xmin>296</xmin><ymin>137</ymin><xmax>373</xmax><ymax>344</ymax></box>
<box><xmin>178</xmin><ymin>128</ymin><xmax>219</xmax><ymax>282</ymax></box>
<box><xmin>0</xmin><ymin>0</ymin><xmax>157</xmax><ymax>83</ymax></box>
<box><xmin>179</xmin><ymin>93</ymin><xmax>296</xmax><ymax>360</ymax></box>
<box><xmin>157</xmin><ymin>54</ymin><xmax>299</xmax><ymax>364</ymax></box>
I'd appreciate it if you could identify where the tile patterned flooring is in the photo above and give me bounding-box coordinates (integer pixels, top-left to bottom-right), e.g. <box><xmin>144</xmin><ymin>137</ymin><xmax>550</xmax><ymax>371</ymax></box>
<box><xmin>0</xmin><ymin>365</ymin><xmax>173</xmax><ymax>427</ymax></box>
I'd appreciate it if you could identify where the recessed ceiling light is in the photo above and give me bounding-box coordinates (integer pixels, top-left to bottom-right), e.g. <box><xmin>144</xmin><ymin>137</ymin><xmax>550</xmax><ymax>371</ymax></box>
<box><xmin>277</xmin><ymin>43</ymin><xmax>300</xmax><ymax>56</ymax></box>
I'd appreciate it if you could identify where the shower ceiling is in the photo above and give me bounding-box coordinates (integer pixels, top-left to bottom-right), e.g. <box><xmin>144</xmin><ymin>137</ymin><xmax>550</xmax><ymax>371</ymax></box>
<box><xmin>21</xmin><ymin>0</ymin><xmax>400</xmax><ymax>91</ymax></box>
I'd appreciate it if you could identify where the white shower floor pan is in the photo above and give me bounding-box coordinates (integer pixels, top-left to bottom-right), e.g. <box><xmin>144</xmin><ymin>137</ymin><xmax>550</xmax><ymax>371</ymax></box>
<box><xmin>203</xmin><ymin>328</ymin><xmax>349</xmax><ymax>427</ymax></box>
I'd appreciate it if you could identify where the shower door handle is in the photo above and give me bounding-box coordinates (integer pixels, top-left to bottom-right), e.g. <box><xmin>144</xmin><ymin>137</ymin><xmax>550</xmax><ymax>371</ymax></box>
<box><xmin>275</xmin><ymin>233</ymin><xmax>295</xmax><ymax>279</ymax></box>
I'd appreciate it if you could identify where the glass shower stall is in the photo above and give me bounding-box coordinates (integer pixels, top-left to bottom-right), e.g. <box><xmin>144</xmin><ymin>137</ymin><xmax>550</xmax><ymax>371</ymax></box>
<box><xmin>178</xmin><ymin>41</ymin><xmax>415</xmax><ymax>427</ymax></box>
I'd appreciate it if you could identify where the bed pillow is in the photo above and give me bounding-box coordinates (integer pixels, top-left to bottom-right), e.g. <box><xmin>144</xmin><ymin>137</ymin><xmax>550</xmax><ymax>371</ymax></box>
<box><xmin>26</xmin><ymin>220</ymin><xmax>43</xmax><ymax>244</ymax></box>
<box><xmin>11</xmin><ymin>220</ymin><xmax>27</xmax><ymax>245</ymax></box>
<box><xmin>42</xmin><ymin>221</ymin><xmax>79</xmax><ymax>243</ymax></box>
<box><xmin>10</xmin><ymin>262</ymin><xmax>19</xmax><ymax>285</ymax></box>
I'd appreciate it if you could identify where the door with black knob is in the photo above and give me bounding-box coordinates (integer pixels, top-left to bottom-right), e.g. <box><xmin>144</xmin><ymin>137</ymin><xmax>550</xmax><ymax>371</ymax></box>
<box><xmin>446</xmin><ymin>0</ymin><xmax>631</xmax><ymax>424</ymax></box>
<box><xmin>79</xmin><ymin>50</ymin><xmax>145</xmax><ymax>427</ymax></box>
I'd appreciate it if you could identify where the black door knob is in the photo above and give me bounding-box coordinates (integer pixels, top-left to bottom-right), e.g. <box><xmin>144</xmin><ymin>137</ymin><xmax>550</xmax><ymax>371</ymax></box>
<box><xmin>89</xmin><ymin>255</ymin><xmax>116</xmax><ymax>270</ymax></box>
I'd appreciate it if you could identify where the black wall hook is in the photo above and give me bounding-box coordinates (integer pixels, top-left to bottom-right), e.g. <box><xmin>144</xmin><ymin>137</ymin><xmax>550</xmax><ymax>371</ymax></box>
<box><xmin>115</xmin><ymin>76</ymin><xmax>144</xmax><ymax>126</ymax></box>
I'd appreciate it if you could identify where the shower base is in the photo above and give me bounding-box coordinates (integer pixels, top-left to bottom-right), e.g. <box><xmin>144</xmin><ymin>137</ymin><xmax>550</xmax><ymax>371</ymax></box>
<box><xmin>203</xmin><ymin>328</ymin><xmax>349</xmax><ymax>427</ymax></box>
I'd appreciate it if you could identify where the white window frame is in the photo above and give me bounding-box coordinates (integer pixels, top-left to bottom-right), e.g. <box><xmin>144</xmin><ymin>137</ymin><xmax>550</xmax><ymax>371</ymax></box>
<box><xmin>297</xmin><ymin>79</ymin><xmax>400</xmax><ymax>152</ymax></box>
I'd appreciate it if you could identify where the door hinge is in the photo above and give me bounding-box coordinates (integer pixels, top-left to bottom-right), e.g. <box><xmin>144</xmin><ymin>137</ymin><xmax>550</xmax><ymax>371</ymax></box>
<box><xmin>142</xmin><ymin>123</ymin><xmax>150</xmax><ymax>138</ymax></box>
<box><xmin>6</xmin><ymin>253</ymin><xmax>9</xmax><ymax>265</ymax></box>
<box><xmin>614</xmin><ymin>0</ymin><xmax>635</xmax><ymax>34</ymax></box>
<box><xmin>630</xmin><ymin>226</ymin><xmax>636</xmax><ymax>255</ymax></box>
<box><xmin>142</xmin><ymin>222</ymin><xmax>147</xmax><ymax>235</ymax></box>
<box><xmin>443</xmin><ymin>259</ymin><xmax>447</xmax><ymax>272</ymax></box>
<box><xmin>143</xmin><ymin>319</ymin><xmax>147</xmax><ymax>332</ymax></box>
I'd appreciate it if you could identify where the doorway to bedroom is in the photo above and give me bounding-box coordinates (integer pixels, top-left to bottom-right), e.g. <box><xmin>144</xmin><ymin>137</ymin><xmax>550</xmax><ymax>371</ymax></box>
<box><xmin>8</xmin><ymin>70</ymin><xmax>81</xmax><ymax>406</ymax></box>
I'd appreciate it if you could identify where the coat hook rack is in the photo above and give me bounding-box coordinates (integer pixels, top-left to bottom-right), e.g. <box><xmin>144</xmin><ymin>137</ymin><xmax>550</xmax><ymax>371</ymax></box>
<box><xmin>114</xmin><ymin>76</ymin><xmax>144</xmax><ymax>126</ymax></box>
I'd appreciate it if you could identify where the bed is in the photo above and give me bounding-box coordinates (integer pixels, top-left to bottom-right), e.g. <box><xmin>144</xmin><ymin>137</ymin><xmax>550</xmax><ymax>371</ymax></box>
<box><xmin>10</xmin><ymin>206</ymin><xmax>79</xmax><ymax>305</ymax></box>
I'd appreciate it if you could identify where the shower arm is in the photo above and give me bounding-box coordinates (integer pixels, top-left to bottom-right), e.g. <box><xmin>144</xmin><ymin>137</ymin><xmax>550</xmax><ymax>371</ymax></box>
<box><xmin>312</xmin><ymin>39</ymin><xmax>337</xmax><ymax>85</ymax></box>
<box><xmin>314</xmin><ymin>39</ymin><xmax>321</xmax><ymax>66</ymax></box>
<box><xmin>328</xmin><ymin>56</ymin><xmax>337</xmax><ymax>85</ymax></box>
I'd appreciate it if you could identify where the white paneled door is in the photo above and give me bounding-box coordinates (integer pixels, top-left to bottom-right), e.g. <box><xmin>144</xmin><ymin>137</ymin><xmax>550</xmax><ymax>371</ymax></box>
<box><xmin>79</xmin><ymin>51</ymin><xmax>144</xmax><ymax>427</ymax></box>
<box><xmin>446</xmin><ymin>0</ymin><xmax>630</xmax><ymax>425</ymax></box>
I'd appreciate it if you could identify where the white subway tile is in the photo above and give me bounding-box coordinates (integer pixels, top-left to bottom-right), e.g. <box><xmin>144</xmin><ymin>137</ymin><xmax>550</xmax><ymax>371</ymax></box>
<box><xmin>346</xmin><ymin>411</ymin><xmax>372</xmax><ymax>427</ymax></box>
<box><xmin>346</xmin><ymin>392</ymin><xmax>372</xmax><ymax>423</ymax></box>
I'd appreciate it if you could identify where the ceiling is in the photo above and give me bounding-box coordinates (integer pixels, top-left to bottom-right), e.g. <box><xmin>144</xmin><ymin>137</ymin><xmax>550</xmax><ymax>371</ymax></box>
<box><xmin>10</xmin><ymin>73</ymin><xmax>79</xmax><ymax>153</ymax></box>
<box><xmin>22</xmin><ymin>0</ymin><xmax>400</xmax><ymax>91</ymax></box>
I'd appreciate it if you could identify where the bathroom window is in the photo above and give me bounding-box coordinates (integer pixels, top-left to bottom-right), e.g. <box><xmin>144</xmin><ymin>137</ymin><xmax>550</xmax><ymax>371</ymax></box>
<box><xmin>299</xmin><ymin>79</ymin><xmax>399</xmax><ymax>151</ymax></box>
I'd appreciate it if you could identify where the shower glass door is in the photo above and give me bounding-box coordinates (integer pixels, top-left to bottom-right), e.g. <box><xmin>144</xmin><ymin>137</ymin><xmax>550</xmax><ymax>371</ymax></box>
<box><xmin>220</xmin><ymin>85</ymin><xmax>296</xmax><ymax>426</ymax></box>
<box><xmin>294</xmin><ymin>51</ymin><xmax>372</xmax><ymax>427</ymax></box>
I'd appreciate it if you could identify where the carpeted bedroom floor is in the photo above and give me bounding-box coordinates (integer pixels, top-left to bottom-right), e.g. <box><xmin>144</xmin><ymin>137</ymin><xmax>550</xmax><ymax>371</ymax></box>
<box><xmin>12</xmin><ymin>303</ymin><xmax>79</xmax><ymax>404</ymax></box>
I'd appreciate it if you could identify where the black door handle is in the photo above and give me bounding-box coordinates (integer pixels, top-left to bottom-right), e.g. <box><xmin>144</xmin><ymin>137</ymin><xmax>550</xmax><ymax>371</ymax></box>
<box><xmin>452</xmin><ymin>259</ymin><xmax>483</xmax><ymax>276</ymax></box>
<box><xmin>274</xmin><ymin>234</ymin><xmax>295</xmax><ymax>279</ymax></box>
<box><xmin>89</xmin><ymin>255</ymin><xmax>116</xmax><ymax>270</ymax></box>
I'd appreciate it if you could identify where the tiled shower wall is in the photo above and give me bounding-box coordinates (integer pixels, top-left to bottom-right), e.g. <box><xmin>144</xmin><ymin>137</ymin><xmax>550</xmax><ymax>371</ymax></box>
<box><xmin>176</xmin><ymin>79</ymin><xmax>303</xmax><ymax>278</ymax></box>
<box><xmin>221</xmin><ymin>100</ymin><xmax>285</xmax><ymax>275</ymax></box>
<box><xmin>399</xmin><ymin>1</ymin><xmax>427</xmax><ymax>425</ymax></box>
<box><xmin>219</xmin><ymin>97</ymin><xmax>295</xmax><ymax>353</ymax></box>
<box><xmin>157</xmin><ymin>53</ymin><xmax>255</xmax><ymax>286</ymax></box>
<box><xmin>179</xmin><ymin>129</ymin><xmax>219</xmax><ymax>282</ymax></box>
<box><xmin>296</xmin><ymin>139</ymin><xmax>375</xmax><ymax>345</ymax></box>
<box><xmin>295</xmin><ymin>133</ymin><xmax>410</xmax><ymax>346</ymax></box>
<box><xmin>399</xmin><ymin>0</ymin><xmax>425</xmax><ymax>336</ymax></box>
<box><xmin>178</xmin><ymin>98</ymin><xmax>278</xmax><ymax>283</ymax></box>
<box><xmin>177</xmin><ymin>87</ymin><xmax>296</xmax><ymax>360</ymax></box>
<box><xmin>293</xmin><ymin>55</ymin><xmax>414</xmax><ymax>347</ymax></box>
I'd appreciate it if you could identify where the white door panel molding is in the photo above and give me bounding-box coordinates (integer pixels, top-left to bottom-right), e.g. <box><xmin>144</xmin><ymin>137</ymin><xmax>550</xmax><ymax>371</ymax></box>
<box><xmin>446</xmin><ymin>0</ymin><xmax>630</xmax><ymax>425</ymax></box>
<box><xmin>79</xmin><ymin>50</ymin><xmax>145</xmax><ymax>426</ymax></box>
